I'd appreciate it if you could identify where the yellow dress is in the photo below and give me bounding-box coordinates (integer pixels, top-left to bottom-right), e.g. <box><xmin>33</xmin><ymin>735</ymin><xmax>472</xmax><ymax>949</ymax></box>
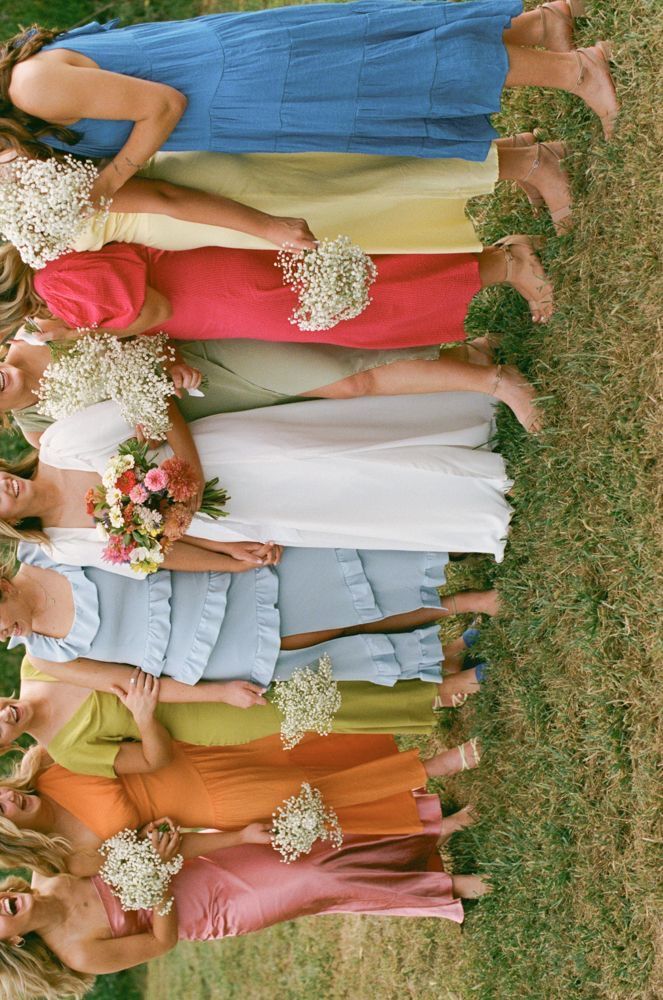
<box><xmin>72</xmin><ymin>147</ymin><xmax>498</xmax><ymax>254</ymax></box>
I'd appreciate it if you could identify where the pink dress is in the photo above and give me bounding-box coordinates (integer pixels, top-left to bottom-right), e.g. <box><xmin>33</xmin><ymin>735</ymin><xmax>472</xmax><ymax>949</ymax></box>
<box><xmin>91</xmin><ymin>791</ymin><xmax>463</xmax><ymax>940</ymax></box>
<box><xmin>34</xmin><ymin>243</ymin><xmax>480</xmax><ymax>348</ymax></box>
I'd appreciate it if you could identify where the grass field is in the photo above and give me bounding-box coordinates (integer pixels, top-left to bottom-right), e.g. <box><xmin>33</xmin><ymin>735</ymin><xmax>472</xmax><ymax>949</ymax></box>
<box><xmin>1</xmin><ymin>1</ymin><xmax>660</xmax><ymax>998</ymax></box>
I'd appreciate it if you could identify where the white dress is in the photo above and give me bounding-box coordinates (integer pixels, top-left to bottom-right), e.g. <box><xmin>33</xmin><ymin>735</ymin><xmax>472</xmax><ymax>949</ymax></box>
<box><xmin>39</xmin><ymin>393</ymin><xmax>512</xmax><ymax>574</ymax></box>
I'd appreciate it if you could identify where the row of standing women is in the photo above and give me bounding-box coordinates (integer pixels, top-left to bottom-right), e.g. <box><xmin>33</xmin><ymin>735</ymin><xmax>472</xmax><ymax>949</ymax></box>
<box><xmin>0</xmin><ymin>3</ymin><xmax>620</xmax><ymax>998</ymax></box>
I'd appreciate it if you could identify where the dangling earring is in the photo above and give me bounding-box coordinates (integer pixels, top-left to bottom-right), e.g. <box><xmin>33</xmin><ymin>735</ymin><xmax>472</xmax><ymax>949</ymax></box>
<box><xmin>11</xmin><ymin>936</ymin><xmax>25</xmax><ymax>948</ymax></box>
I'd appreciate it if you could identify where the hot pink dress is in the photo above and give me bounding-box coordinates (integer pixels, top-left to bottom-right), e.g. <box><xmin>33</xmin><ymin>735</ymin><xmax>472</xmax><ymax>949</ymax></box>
<box><xmin>91</xmin><ymin>790</ymin><xmax>462</xmax><ymax>941</ymax></box>
<box><xmin>34</xmin><ymin>243</ymin><xmax>480</xmax><ymax>348</ymax></box>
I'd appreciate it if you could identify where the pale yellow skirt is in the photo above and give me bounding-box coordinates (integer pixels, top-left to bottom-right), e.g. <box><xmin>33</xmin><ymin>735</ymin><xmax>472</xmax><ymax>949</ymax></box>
<box><xmin>72</xmin><ymin>147</ymin><xmax>498</xmax><ymax>254</ymax></box>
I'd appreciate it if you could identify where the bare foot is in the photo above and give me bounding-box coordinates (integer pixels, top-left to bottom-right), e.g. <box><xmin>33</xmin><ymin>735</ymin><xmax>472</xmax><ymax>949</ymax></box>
<box><xmin>477</xmin><ymin>589</ymin><xmax>500</xmax><ymax>617</ymax></box>
<box><xmin>425</xmin><ymin>739</ymin><xmax>482</xmax><ymax>778</ymax></box>
<box><xmin>520</xmin><ymin>141</ymin><xmax>574</xmax><ymax>234</ymax></box>
<box><xmin>495</xmin><ymin>365</ymin><xmax>543</xmax><ymax>433</ymax></box>
<box><xmin>437</xmin><ymin>804</ymin><xmax>478</xmax><ymax>847</ymax></box>
<box><xmin>496</xmin><ymin>238</ymin><xmax>555</xmax><ymax>324</ymax></box>
<box><xmin>571</xmin><ymin>43</ymin><xmax>620</xmax><ymax>140</ymax></box>
<box><xmin>452</xmin><ymin>873</ymin><xmax>493</xmax><ymax>899</ymax></box>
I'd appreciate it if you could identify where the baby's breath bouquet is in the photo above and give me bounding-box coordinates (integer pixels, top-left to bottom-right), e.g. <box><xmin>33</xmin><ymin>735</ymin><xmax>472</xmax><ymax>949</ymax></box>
<box><xmin>98</xmin><ymin>827</ymin><xmax>183</xmax><ymax>916</ymax></box>
<box><xmin>37</xmin><ymin>332</ymin><xmax>177</xmax><ymax>439</ymax></box>
<box><xmin>277</xmin><ymin>235</ymin><xmax>377</xmax><ymax>331</ymax></box>
<box><xmin>270</xmin><ymin>654</ymin><xmax>341</xmax><ymax>750</ymax></box>
<box><xmin>271</xmin><ymin>783</ymin><xmax>343</xmax><ymax>863</ymax></box>
<box><xmin>0</xmin><ymin>155</ymin><xmax>110</xmax><ymax>269</ymax></box>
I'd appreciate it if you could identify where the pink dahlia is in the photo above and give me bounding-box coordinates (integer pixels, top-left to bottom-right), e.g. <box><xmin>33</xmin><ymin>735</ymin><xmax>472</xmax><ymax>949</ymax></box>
<box><xmin>144</xmin><ymin>467</ymin><xmax>169</xmax><ymax>492</ymax></box>
<box><xmin>102</xmin><ymin>535</ymin><xmax>136</xmax><ymax>565</ymax></box>
<box><xmin>129</xmin><ymin>483</ymin><xmax>149</xmax><ymax>504</ymax></box>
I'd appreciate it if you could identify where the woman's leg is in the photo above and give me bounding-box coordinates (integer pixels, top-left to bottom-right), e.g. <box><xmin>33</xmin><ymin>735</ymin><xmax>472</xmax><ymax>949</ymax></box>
<box><xmin>438</xmin><ymin>805</ymin><xmax>477</xmax><ymax>846</ymax></box>
<box><xmin>451</xmin><ymin>874</ymin><xmax>492</xmax><ymax>898</ymax></box>
<box><xmin>497</xmin><ymin>137</ymin><xmax>573</xmax><ymax>232</ymax></box>
<box><xmin>436</xmin><ymin>666</ymin><xmax>483</xmax><ymax>708</ymax></box>
<box><xmin>504</xmin><ymin>44</ymin><xmax>619</xmax><ymax>139</ymax></box>
<box><xmin>302</xmin><ymin>353</ymin><xmax>541</xmax><ymax>433</ymax></box>
<box><xmin>424</xmin><ymin>739</ymin><xmax>482</xmax><ymax>777</ymax></box>
<box><xmin>478</xmin><ymin>243</ymin><xmax>554</xmax><ymax>325</ymax></box>
<box><xmin>503</xmin><ymin>3</ymin><xmax>583</xmax><ymax>52</ymax></box>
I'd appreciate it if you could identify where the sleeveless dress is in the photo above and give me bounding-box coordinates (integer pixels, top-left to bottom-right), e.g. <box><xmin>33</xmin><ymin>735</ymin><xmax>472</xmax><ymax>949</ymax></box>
<box><xmin>21</xmin><ymin>660</ymin><xmax>438</xmax><ymax>768</ymax></box>
<box><xmin>73</xmin><ymin>147</ymin><xmax>498</xmax><ymax>255</ymax></box>
<box><xmin>33</xmin><ymin>242</ymin><xmax>481</xmax><ymax>349</ymax></box>
<box><xmin>37</xmin><ymin>396</ymin><xmax>512</xmax><ymax>558</ymax></box>
<box><xmin>36</xmin><ymin>733</ymin><xmax>431</xmax><ymax>835</ymax></box>
<box><xmin>42</xmin><ymin>4</ymin><xmax>522</xmax><ymax>161</ymax></box>
<box><xmin>88</xmin><ymin>783</ymin><xmax>464</xmax><ymax>934</ymax></box>
<box><xmin>12</xmin><ymin>543</ymin><xmax>447</xmax><ymax>687</ymax></box>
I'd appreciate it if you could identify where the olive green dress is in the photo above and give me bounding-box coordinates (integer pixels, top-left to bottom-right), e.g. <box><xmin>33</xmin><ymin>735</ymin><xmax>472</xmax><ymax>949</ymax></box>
<box><xmin>22</xmin><ymin>660</ymin><xmax>436</xmax><ymax>778</ymax></box>
<box><xmin>12</xmin><ymin>338</ymin><xmax>439</xmax><ymax>436</ymax></box>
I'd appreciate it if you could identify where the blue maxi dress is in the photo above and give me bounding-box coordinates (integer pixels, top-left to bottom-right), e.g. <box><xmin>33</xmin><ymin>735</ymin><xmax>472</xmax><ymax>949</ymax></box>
<box><xmin>42</xmin><ymin>1</ymin><xmax>522</xmax><ymax>162</ymax></box>
<box><xmin>13</xmin><ymin>544</ymin><xmax>448</xmax><ymax>687</ymax></box>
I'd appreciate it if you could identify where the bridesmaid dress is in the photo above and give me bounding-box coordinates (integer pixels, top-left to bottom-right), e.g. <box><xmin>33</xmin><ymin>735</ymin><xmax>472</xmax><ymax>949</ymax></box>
<box><xmin>42</xmin><ymin>3</ymin><xmax>522</xmax><ymax>161</ymax></box>
<box><xmin>33</xmin><ymin>242</ymin><xmax>481</xmax><ymax>349</ymax></box>
<box><xmin>72</xmin><ymin>147</ymin><xmax>499</xmax><ymax>255</ymax></box>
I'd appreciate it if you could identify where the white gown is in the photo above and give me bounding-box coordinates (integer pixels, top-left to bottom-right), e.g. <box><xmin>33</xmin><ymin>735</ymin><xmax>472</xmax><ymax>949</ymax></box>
<box><xmin>39</xmin><ymin>394</ymin><xmax>512</xmax><ymax>575</ymax></box>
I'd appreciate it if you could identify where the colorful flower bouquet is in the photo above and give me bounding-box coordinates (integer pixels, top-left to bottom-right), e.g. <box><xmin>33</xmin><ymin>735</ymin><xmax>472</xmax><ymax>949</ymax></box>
<box><xmin>0</xmin><ymin>155</ymin><xmax>110</xmax><ymax>269</ymax></box>
<box><xmin>87</xmin><ymin>439</ymin><xmax>229</xmax><ymax>574</ymax></box>
<box><xmin>37</xmin><ymin>332</ymin><xmax>179</xmax><ymax>440</ymax></box>
<box><xmin>271</xmin><ymin>783</ymin><xmax>343</xmax><ymax>863</ymax></box>
<box><xmin>270</xmin><ymin>654</ymin><xmax>341</xmax><ymax>750</ymax></box>
<box><xmin>276</xmin><ymin>235</ymin><xmax>377</xmax><ymax>331</ymax></box>
<box><xmin>98</xmin><ymin>827</ymin><xmax>183</xmax><ymax>916</ymax></box>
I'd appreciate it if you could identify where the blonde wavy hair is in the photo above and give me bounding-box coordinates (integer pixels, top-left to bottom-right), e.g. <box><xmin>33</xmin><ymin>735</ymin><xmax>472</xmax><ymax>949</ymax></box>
<box><xmin>0</xmin><ymin>747</ymin><xmax>71</xmax><ymax>875</ymax></box>
<box><xmin>0</xmin><ymin>447</ymin><xmax>48</xmax><ymax>544</ymax></box>
<box><xmin>0</xmin><ymin>876</ymin><xmax>94</xmax><ymax>1000</ymax></box>
<box><xmin>0</xmin><ymin>241</ymin><xmax>49</xmax><ymax>341</ymax></box>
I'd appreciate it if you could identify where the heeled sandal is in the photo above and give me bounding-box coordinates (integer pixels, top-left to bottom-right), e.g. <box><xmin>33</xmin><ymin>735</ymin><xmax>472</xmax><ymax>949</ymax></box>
<box><xmin>538</xmin><ymin>0</ymin><xmax>586</xmax><ymax>52</ymax></box>
<box><xmin>494</xmin><ymin>235</ymin><xmax>553</xmax><ymax>324</ymax></box>
<box><xmin>522</xmin><ymin>141</ymin><xmax>573</xmax><ymax>234</ymax></box>
<box><xmin>574</xmin><ymin>42</ymin><xmax>619</xmax><ymax>140</ymax></box>
<box><xmin>457</xmin><ymin>738</ymin><xmax>482</xmax><ymax>771</ymax></box>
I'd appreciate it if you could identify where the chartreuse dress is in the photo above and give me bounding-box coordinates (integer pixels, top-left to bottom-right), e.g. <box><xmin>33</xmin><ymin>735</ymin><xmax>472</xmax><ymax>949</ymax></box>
<box><xmin>72</xmin><ymin>146</ymin><xmax>499</xmax><ymax>255</ymax></box>
<box><xmin>37</xmin><ymin>761</ymin><xmax>464</xmax><ymax>927</ymax></box>
<box><xmin>43</xmin><ymin>4</ymin><xmax>521</xmax><ymax>160</ymax></box>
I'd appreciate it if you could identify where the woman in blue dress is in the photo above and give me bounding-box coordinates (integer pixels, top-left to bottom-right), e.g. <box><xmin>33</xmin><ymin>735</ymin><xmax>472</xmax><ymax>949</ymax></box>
<box><xmin>0</xmin><ymin>2</ymin><xmax>618</xmax><ymax>205</ymax></box>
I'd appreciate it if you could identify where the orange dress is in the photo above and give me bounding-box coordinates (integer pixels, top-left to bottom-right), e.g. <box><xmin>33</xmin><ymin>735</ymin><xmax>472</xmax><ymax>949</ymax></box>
<box><xmin>37</xmin><ymin>733</ymin><xmax>427</xmax><ymax>838</ymax></box>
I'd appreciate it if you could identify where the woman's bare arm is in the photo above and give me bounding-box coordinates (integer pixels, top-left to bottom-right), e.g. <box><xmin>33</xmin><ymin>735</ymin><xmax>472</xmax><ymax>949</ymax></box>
<box><xmin>10</xmin><ymin>58</ymin><xmax>187</xmax><ymax>203</ymax></box>
<box><xmin>112</xmin><ymin>177</ymin><xmax>317</xmax><ymax>250</ymax></box>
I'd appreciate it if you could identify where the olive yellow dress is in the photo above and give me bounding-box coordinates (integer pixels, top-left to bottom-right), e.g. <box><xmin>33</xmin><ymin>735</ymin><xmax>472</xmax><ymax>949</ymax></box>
<box><xmin>22</xmin><ymin>660</ymin><xmax>436</xmax><ymax>779</ymax></box>
<box><xmin>72</xmin><ymin>147</ymin><xmax>498</xmax><ymax>254</ymax></box>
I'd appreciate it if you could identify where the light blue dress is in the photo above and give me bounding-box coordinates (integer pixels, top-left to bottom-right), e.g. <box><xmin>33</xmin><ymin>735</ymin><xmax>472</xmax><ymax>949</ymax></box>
<box><xmin>12</xmin><ymin>544</ymin><xmax>448</xmax><ymax>686</ymax></box>
<box><xmin>43</xmin><ymin>1</ymin><xmax>522</xmax><ymax>162</ymax></box>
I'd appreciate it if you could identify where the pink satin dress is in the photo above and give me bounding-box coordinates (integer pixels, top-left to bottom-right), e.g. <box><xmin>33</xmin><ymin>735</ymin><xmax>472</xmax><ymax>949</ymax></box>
<box><xmin>91</xmin><ymin>790</ymin><xmax>463</xmax><ymax>941</ymax></box>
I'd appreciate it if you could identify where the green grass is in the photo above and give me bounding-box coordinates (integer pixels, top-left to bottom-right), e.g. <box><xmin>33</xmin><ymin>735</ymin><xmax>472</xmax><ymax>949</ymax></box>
<box><xmin>1</xmin><ymin>0</ymin><xmax>661</xmax><ymax>998</ymax></box>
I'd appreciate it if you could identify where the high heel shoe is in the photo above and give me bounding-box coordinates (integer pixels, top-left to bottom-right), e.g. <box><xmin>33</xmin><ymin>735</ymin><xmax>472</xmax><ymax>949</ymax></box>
<box><xmin>538</xmin><ymin>0</ymin><xmax>587</xmax><ymax>52</ymax></box>
<box><xmin>521</xmin><ymin>141</ymin><xmax>573</xmax><ymax>234</ymax></box>
<box><xmin>574</xmin><ymin>41</ymin><xmax>619</xmax><ymax>140</ymax></box>
<box><xmin>494</xmin><ymin>235</ymin><xmax>554</xmax><ymax>324</ymax></box>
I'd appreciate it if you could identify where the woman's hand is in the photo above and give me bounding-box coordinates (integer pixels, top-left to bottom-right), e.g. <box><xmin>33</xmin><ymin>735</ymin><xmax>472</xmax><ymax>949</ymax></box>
<box><xmin>147</xmin><ymin>819</ymin><xmax>182</xmax><ymax>864</ymax></box>
<box><xmin>111</xmin><ymin>668</ymin><xmax>160</xmax><ymax>727</ymax></box>
<box><xmin>218</xmin><ymin>541</ymin><xmax>283</xmax><ymax>567</ymax></box>
<box><xmin>168</xmin><ymin>362</ymin><xmax>203</xmax><ymax>397</ymax></box>
<box><xmin>265</xmin><ymin>216</ymin><xmax>317</xmax><ymax>250</ymax></box>
<box><xmin>239</xmin><ymin>822</ymin><xmax>273</xmax><ymax>846</ymax></box>
<box><xmin>219</xmin><ymin>680</ymin><xmax>268</xmax><ymax>708</ymax></box>
<box><xmin>90</xmin><ymin>169</ymin><xmax>119</xmax><ymax>211</ymax></box>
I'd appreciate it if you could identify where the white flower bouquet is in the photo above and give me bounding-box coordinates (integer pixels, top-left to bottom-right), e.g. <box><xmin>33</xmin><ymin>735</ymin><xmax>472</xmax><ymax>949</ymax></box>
<box><xmin>37</xmin><ymin>332</ymin><xmax>177</xmax><ymax>439</ymax></box>
<box><xmin>0</xmin><ymin>155</ymin><xmax>110</xmax><ymax>269</ymax></box>
<box><xmin>271</xmin><ymin>783</ymin><xmax>343</xmax><ymax>863</ymax></box>
<box><xmin>277</xmin><ymin>235</ymin><xmax>377</xmax><ymax>331</ymax></box>
<box><xmin>98</xmin><ymin>827</ymin><xmax>183</xmax><ymax>916</ymax></box>
<box><xmin>270</xmin><ymin>654</ymin><xmax>341</xmax><ymax>750</ymax></box>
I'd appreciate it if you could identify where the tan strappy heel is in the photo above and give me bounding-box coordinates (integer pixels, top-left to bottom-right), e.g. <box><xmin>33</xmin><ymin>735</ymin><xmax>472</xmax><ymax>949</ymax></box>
<box><xmin>538</xmin><ymin>0</ymin><xmax>587</xmax><ymax>51</ymax></box>
<box><xmin>494</xmin><ymin>235</ymin><xmax>554</xmax><ymax>324</ymax></box>
<box><xmin>521</xmin><ymin>141</ymin><xmax>573</xmax><ymax>234</ymax></box>
<box><xmin>574</xmin><ymin>41</ymin><xmax>619</xmax><ymax>139</ymax></box>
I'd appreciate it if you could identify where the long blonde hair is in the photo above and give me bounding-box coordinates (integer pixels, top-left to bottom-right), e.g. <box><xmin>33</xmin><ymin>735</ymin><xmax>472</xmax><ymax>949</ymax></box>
<box><xmin>0</xmin><ymin>747</ymin><xmax>71</xmax><ymax>875</ymax></box>
<box><xmin>0</xmin><ymin>876</ymin><xmax>94</xmax><ymax>1000</ymax></box>
<box><xmin>0</xmin><ymin>25</ymin><xmax>80</xmax><ymax>160</ymax></box>
<box><xmin>0</xmin><ymin>448</ymin><xmax>48</xmax><ymax>544</ymax></box>
<box><xmin>0</xmin><ymin>241</ymin><xmax>48</xmax><ymax>340</ymax></box>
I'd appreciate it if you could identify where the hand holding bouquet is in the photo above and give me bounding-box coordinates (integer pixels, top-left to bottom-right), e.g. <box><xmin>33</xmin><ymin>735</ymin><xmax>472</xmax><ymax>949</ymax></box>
<box><xmin>87</xmin><ymin>439</ymin><xmax>229</xmax><ymax>574</ymax></box>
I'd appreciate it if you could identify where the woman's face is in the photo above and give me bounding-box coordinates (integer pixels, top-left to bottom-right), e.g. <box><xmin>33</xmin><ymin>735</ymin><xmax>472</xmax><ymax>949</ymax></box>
<box><xmin>0</xmin><ymin>787</ymin><xmax>40</xmax><ymax>826</ymax></box>
<box><xmin>0</xmin><ymin>471</ymin><xmax>31</xmax><ymax>523</ymax></box>
<box><xmin>0</xmin><ymin>699</ymin><xmax>32</xmax><ymax>745</ymax></box>
<box><xmin>0</xmin><ymin>364</ymin><xmax>28</xmax><ymax>410</ymax></box>
<box><xmin>0</xmin><ymin>888</ymin><xmax>35</xmax><ymax>941</ymax></box>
